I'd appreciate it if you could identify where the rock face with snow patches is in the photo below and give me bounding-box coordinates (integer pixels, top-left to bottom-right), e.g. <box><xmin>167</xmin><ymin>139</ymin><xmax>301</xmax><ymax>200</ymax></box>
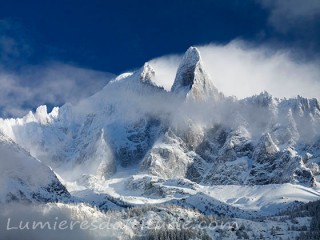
<box><xmin>0</xmin><ymin>46</ymin><xmax>320</xmax><ymax>193</ymax></box>
<box><xmin>171</xmin><ymin>46</ymin><xmax>220</xmax><ymax>101</ymax></box>
<box><xmin>0</xmin><ymin>132</ymin><xmax>70</xmax><ymax>203</ymax></box>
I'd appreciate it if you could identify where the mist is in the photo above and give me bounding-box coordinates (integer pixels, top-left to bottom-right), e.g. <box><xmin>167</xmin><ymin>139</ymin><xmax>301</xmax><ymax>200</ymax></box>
<box><xmin>0</xmin><ymin>203</ymin><xmax>123</xmax><ymax>240</ymax></box>
<box><xmin>1</xmin><ymin>40</ymin><xmax>320</xmax><ymax>119</ymax></box>
<box><xmin>150</xmin><ymin>40</ymin><xmax>320</xmax><ymax>100</ymax></box>
<box><xmin>0</xmin><ymin>63</ymin><xmax>115</xmax><ymax>118</ymax></box>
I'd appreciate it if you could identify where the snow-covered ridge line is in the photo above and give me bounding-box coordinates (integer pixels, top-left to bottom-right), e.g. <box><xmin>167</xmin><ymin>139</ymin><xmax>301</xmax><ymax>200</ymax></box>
<box><xmin>0</xmin><ymin>46</ymin><xmax>320</xmax><ymax>207</ymax></box>
<box><xmin>0</xmin><ymin>131</ymin><xmax>70</xmax><ymax>203</ymax></box>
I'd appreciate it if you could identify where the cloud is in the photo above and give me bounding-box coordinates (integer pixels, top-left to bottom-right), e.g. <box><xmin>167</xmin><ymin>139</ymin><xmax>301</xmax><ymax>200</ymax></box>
<box><xmin>199</xmin><ymin>41</ymin><xmax>320</xmax><ymax>99</ymax></box>
<box><xmin>0</xmin><ymin>203</ymin><xmax>123</xmax><ymax>240</ymax></box>
<box><xmin>149</xmin><ymin>55</ymin><xmax>181</xmax><ymax>91</ymax></box>
<box><xmin>0</xmin><ymin>19</ymin><xmax>33</xmax><ymax>65</ymax></box>
<box><xmin>0</xmin><ymin>19</ymin><xmax>116</xmax><ymax>118</ymax></box>
<box><xmin>148</xmin><ymin>40</ymin><xmax>320</xmax><ymax>100</ymax></box>
<box><xmin>258</xmin><ymin>0</ymin><xmax>320</xmax><ymax>33</ymax></box>
<box><xmin>0</xmin><ymin>63</ymin><xmax>115</xmax><ymax>117</ymax></box>
<box><xmin>1</xmin><ymin>40</ymin><xmax>319</xmax><ymax>119</ymax></box>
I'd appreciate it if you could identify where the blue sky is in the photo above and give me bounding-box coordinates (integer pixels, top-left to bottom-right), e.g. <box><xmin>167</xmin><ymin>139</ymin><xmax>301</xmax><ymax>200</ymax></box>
<box><xmin>0</xmin><ymin>0</ymin><xmax>320</xmax><ymax>117</ymax></box>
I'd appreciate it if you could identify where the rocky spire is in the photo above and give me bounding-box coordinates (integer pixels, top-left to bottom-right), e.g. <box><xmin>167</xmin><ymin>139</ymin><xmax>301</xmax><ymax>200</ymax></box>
<box><xmin>171</xmin><ymin>47</ymin><xmax>220</xmax><ymax>100</ymax></box>
<box><xmin>138</xmin><ymin>62</ymin><xmax>157</xmax><ymax>86</ymax></box>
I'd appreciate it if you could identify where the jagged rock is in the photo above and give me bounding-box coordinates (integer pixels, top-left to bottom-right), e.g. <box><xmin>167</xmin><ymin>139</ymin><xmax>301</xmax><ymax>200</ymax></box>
<box><xmin>252</xmin><ymin>133</ymin><xmax>279</xmax><ymax>164</ymax></box>
<box><xmin>126</xmin><ymin>176</ymin><xmax>166</xmax><ymax>197</ymax></box>
<box><xmin>139</xmin><ymin>62</ymin><xmax>156</xmax><ymax>84</ymax></box>
<box><xmin>171</xmin><ymin>46</ymin><xmax>220</xmax><ymax>101</ymax></box>
<box><xmin>0</xmin><ymin>46</ymin><xmax>319</xmax><ymax>190</ymax></box>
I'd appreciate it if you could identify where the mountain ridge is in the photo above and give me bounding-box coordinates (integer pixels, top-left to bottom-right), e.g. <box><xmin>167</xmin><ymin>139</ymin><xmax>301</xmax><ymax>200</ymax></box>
<box><xmin>0</xmin><ymin>47</ymin><xmax>319</xmax><ymax>206</ymax></box>
<box><xmin>0</xmin><ymin>131</ymin><xmax>70</xmax><ymax>203</ymax></box>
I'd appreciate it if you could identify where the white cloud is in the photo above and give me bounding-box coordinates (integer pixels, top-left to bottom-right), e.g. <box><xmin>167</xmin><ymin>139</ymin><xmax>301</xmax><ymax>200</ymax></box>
<box><xmin>148</xmin><ymin>40</ymin><xmax>320</xmax><ymax>100</ymax></box>
<box><xmin>0</xmin><ymin>63</ymin><xmax>115</xmax><ymax>117</ymax></box>
<box><xmin>1</xmin><ymin>40</ymin><xmax>320</xmax><ymax>118</ymax></box>
<box><xmin>0</xmin><ymin>19</ymin><xmax>116</xmax><ymax>118</ymax></box>
<box><xmin>149</xmin><ymin>54</ymin><xmax>181</xmax><ymax>91</ymax></box>
<box><xmin>0</xmin><ymin>203</ymin><xmax>122</xmax><ymax>240</ymax></box>
<box><xmin>199</xmin><ymin>41</ymin><xmax>320</xmax><ymax>99</ymax></box>
<box><xmin>259</xmin><ymin>0</ymin><xmax>320</xmax><ymax>32</ymax></box>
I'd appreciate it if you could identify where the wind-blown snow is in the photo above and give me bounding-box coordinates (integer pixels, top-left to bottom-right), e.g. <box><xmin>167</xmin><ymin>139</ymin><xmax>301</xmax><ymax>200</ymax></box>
<box><xmin>0</xmin><ymin>46</ymin><xmax>320</xmax><ymax>240</ymax></box>
<box><xmin>0</xmin><ymin>132</ymin><xmax>70</xmax><ymax>203</ymax></box>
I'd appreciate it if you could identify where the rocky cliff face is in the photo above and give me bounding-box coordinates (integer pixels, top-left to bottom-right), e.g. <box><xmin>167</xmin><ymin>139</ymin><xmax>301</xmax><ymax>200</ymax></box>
<box><xmin>171</xmin><ymin>46</ymin><xmax>220</xmax><ymax>101</ymax></box>
<box><xmin>140</xmin><ymin>48</ymin><xmax>320</xmax><ymax>187</ymax></box>
<box><xmin>0</xmin><ymin>47</ymin><xmax>319</xmax><ymax>188</ymax></box>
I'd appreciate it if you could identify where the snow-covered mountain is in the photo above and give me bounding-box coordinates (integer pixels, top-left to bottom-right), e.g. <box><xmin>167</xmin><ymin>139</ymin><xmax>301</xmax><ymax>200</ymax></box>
<box><xmin>171</xmin><ymin>46</ymin><xmax>220</xmax><ymax>100</ymax></box>
<box><xmin>1</xmin><ymin>47</ymin><xmax>319</xmax><ymax>188</ymax></box>
<box><xmin>0</xmin><ymin>131</ymin><xmax>70</xmax><ymax>203</ymax></box>
<box><xmin>1</xmin><ymin>47</ymin><xmax>320</xmax><ymax>239</ymax></box>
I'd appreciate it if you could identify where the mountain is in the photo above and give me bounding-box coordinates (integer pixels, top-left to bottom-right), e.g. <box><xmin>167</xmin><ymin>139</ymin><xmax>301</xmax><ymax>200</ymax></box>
<box><xmin>171</xmin><ymin>46</ymin><xmax>220</xmax><ymax>101</ymax></box>
<box><xmin>0</xmin><ymin>131</ymin><xmax>70</xmax><ymax>203</ymax></box>
<box><xmin>0</xmin><ymin>47</ymin><xmax>319</xmax><ymax>188</ymax></box>
<box><xmin>1</xmin><ymin>46</ymin><xmax>320</xmax><ymax>239</ymax></box>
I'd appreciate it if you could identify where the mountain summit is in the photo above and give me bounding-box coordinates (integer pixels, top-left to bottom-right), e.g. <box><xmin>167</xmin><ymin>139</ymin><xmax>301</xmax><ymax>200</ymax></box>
<box><xmin>0</xmin><ymin>46</ymin><xmax>319</xmax><ymax>203</ymax></box>
<box><xmin>171</xmin><ymin>47</ymin><xmax>220</xmax><ymax>100</ymax></box>
<box><xmin>139</xmin><ymin>62</ymin><xmax>156</xmax><ymax>84</ymax></box>
<box><xmin>0</xmin><ymin>46</ymin><xmax>319</xmax><ymax>239</ymax></box>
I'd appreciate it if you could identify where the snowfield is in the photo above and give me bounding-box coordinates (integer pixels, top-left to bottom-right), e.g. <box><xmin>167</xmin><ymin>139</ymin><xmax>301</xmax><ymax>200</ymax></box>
<box><xmin>1</xmin><ymin>47</ymin><xmax>320</xmax><ymax>239</ymax></box>
<box><xmin>65</xmin><ymin>172</ymin><xmax>320</xmax><ymax>217</ymax></box>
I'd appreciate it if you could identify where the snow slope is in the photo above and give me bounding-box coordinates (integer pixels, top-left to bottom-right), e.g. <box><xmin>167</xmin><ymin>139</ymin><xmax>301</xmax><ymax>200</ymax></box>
<box><xmin>0</xmin><ymin>132</ymin><xmax>70</xmax><ymax>203</ymax></box>
<box><xmin>66</xmin><ymin>173</ymin><xmax>320</xmax><ymax>218</ymax></box>
<box><xmin>0</xmin><ymin>46</ymin><xmax>319</xmax><ymax>221</ymax></box>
